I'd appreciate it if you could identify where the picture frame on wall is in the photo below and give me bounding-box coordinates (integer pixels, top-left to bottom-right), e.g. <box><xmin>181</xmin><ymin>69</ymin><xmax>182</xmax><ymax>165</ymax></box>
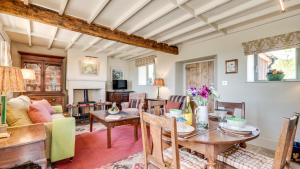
<box><xmin>225</xmin><ymin>59</ymin><xmax>238</xmax><ymax>74</ymax></box>
<box><xmin>111</xmin><ymin>68</ymin><xmax>124</xmax><ymax>80</ymax></box>
<box><xmin>80</xmin><ymin>56</ymin><xmax>99</xmax><ymax>75</ymax></box>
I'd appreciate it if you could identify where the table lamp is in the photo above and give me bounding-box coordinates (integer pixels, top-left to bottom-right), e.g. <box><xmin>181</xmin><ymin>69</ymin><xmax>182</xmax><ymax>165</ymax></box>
<box><xmin>0</xmin><ymin>66</ymin><xmax>25</xmax><ymax>138</ymax></box>
<box><xmin>153</xmin><ymin>78</ymin><xmax>165</xmax><ymax>99</ymax></box>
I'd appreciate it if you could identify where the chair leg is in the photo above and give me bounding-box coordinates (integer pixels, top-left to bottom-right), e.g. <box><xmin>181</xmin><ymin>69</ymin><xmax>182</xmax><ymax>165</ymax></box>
<box><xmin>240</xmin><ymin>142</ymin><xmax>247</xmax><ymax>148</ymax></box>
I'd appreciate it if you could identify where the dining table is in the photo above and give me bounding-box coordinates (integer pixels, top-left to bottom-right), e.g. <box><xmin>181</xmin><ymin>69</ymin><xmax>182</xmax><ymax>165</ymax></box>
<box><xmin>165</xmin><ymin>117</ymin><xmax>260</xmax><ymax>169</ymax></box>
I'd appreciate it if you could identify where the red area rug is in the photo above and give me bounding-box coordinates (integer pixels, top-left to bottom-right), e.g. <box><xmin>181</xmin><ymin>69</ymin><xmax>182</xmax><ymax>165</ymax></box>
<box><xmin>55</xmin><ymin>126</ymin><xmax>143</xmax><ymax>169</ymax></box>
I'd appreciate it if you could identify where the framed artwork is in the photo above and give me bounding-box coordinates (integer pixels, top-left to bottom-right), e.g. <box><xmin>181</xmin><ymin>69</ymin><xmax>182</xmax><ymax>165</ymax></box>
<box><xmin>111</xmin><ymin>68</ymin><xmax>124</xmax><ymax>80</ymax></box>
<box><xmin>80</xmin><ymin>56</ymin><xmax>99</xmax><ymax>75</ymax></box>
<box><xmin>225</xmin><ymin>59</ymin><xmax>238</xmax><ymax>74</ymax></box>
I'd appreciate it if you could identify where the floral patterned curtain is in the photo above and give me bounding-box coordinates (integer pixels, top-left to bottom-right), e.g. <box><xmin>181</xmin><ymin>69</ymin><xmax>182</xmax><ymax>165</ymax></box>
<box><xmin>242</xmin><ymin>31</ymin><xmax>300</xmax><ymax>55</ymax></box>
<box><xmin>135</xmin><ymin>55</ymin><xmax>156</xmax><ymax>67</ymax></box>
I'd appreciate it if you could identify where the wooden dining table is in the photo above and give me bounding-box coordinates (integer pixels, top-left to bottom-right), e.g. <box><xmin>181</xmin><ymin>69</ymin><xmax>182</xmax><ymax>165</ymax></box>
<box><xmin>166</xmin><ymin>118</ymin><xmax>260</xmax><ymax>169</ymax></box>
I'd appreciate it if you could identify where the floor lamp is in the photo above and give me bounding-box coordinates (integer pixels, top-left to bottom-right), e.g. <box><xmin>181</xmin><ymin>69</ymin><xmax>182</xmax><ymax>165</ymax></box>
<box><xmin>0</xmin><ymin>66</ymin><xmax>25</xmax><ymax>138</ymax></box>
<box><xmin>154</xmin><ymin>78</ymin><xmax>165</xmax><ymax>99</ymax></box>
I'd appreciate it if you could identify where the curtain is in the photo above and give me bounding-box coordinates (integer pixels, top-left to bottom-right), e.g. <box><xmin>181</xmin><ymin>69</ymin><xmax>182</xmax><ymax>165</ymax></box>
<box><xmin>0</xmin><ymin>41</ymin><xmax>12</xmax><ymax>66</ymax></box>
<box><xmin>242</xmin><ymin>31</ymin><xmax>300</xmax><ymax>55</ymax></box>
<box><xmin>135</xmin><ymin>55</ymin><xmax>156</xmax><ymax>67</ymax></box>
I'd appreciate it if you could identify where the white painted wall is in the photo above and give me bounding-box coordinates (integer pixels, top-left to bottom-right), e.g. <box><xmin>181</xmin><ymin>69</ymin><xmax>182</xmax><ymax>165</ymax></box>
<box><xmin>107</xmin><ymin>57</ymin><xmax>130</xmax><ymax>90</ymax></box>
<box><xmin>128</xmin><ymin>14</ymin><xmax>300</xmax><ymax>150</ymax></box>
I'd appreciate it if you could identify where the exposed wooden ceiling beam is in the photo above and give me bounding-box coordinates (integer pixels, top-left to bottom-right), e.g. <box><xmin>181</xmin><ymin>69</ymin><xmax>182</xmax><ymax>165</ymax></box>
<box><xmin>26</xmin><ymin>19</ymin><xmax>32</xmax><ymax>46</ymax></box>
<box><xmin>48</xmin><ymin>27</ymin><xmax>58</xmax><ymax>49</ymax></box>
<box><xmin>22</xmin><ymin>0</ymin><xmax>29</xmax><ymax>5</ymax></box>
<box><xmin>59</xmin><ymin>0</ymin><xmax>69</xmax><ymax>15</ymax></box>
<box><xmin>87</xmin><ymin>0</ymin><xmax>110</xmax><ymax>24</ymax></box>
<box><xmin>0</xmin><ymin>0</ymin><xmax>178</xmax><ymax>54</ymax></box>
<box><xmin>65</xmin><ymin>33</ymin><xmax>81</xmax><ymax>50</ymax></box>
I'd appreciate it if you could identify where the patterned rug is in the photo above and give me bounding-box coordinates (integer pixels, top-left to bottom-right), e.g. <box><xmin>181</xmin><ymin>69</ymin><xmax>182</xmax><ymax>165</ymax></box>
<box><xmin>75</xmin><ymin>122</ymin><xmax>106</xmax><ymax>135</ymax></box>
<box><xmin>98</xmin><ymin>152</ymin><xmax>144</xmax><ymax>169</ymax></box>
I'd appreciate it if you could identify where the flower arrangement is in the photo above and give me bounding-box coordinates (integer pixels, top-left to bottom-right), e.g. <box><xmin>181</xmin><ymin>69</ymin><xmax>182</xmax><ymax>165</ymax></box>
<box><xmin>187</xmin><ymin>85</ymin><xmax>219</xmax><ymax>106</ymax></box>
<box><xmin>266</xmin><ymin>69</ymin><xmax>285</xmax><ymax>81</ymax></box>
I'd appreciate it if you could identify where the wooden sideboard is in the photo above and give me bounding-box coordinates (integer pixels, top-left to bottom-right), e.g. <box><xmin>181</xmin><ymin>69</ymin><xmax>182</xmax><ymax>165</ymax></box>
<box><xmin>106</xmin><ymin>91</ymin><xmax>133</xmax><ymax>109</ymax></box>
<box><xmin>0</xmin><ymin>124</ymin><xmax>47</xmax><ymax>169</ymax></box>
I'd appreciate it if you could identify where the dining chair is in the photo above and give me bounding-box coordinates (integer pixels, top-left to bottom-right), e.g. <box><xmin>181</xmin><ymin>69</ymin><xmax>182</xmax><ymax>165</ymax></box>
<box><xmin>147</xmin><ymin>100</ymin><xmax>166</xmax><ymax>116</ymax></box>
<box><xmin>140</xmin><ymin>112</ymin><xmax>207</xmax><ymax>169</ymax></box>
<box><xmin>217</xmin><ymin>113</ymin><xmax>299</xmax><ymax>169</ymax></box>
<box><xmin>216</xmin><ymin>101</ymin><xmax>246</xmax><ymax>118</ymax></box>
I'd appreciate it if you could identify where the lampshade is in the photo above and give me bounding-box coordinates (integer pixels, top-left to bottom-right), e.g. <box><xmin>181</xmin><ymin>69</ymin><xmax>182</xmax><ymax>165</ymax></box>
<box><xmin>21</xmin><ymin>68</ymin><xmax>36</xmax><ymax>80</ymax></box>
<box><xmin>154</xmin><ymin>78</ymin><xmax>165</xmax><ymax>87</ymax></box>
<box><xmin>0</xmin><ymin>66</ymin><xmax>25</xmax><ymax>93</ymax></box>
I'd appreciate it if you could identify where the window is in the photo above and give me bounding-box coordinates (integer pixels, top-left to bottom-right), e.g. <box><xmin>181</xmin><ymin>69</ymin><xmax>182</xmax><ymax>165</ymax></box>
<box><xmin>138</xmin><ymin>64</ymin><xmax>155</xmax><ymax>85</ymax></box>
<box><xmin>247</xmin><ymin>48</ymin><xmax>300</xmax><ymax>81</ymax></box>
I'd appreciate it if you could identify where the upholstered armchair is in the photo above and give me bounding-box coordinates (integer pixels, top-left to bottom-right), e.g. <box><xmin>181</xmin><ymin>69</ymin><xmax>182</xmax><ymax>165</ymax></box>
<box><xmin>121</xmin><ymin>93</ymin><xmax>146</xmax><ymax>115</ymax></box>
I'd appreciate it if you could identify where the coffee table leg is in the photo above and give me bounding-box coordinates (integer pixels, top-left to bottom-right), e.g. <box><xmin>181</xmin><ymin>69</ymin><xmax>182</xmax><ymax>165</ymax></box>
<box><xmin>206</xmin><ymin>145</ymin><xmax>217</xmax><ymax>169</ymax></box>
<box><xmin>107</xmin><ymin>126</ymin><xmax>112</xmax><ymax>148</ymax></box>
<box><xmin>90</xmin><ymin>114</ymin><xmax>94</xmax><ymax>132</ymax></box>
<box><xmin>134</xmin><ymin>123</ymin><xmax>138</xmax><ymax>141</ymax></box>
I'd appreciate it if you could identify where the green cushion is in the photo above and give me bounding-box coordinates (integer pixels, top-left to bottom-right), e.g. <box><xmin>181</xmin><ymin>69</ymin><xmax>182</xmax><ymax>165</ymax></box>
<box><xmin>52</xmin><ymin>105</ymin><xmax>63</xmax><ymax>114</ymax></box>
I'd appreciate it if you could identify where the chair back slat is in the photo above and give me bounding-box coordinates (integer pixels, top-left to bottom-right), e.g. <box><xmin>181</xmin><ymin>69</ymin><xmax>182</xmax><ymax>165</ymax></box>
<box><xmin>148</xmin><ymin>100</ymin><xmax>166</xmax><ymax>115</ymax></box>
<box><xmin>273</xmin><ymin>114</ymin><xmax>299</xmax><ymax>169</ymax></box>
<box><xmin>140</xmin><ymin>112</ymin><xmax>179</xmax><ymax>169</ymax></box>
<box><xmin>216</xmin><ymin>101</ymin><xmax>245</xmax><ymax>118</ymax></box>
<box><xmin>286</xmin><ymin>113</ymin><xmax>300</xmax><ymax>167</ymax></box>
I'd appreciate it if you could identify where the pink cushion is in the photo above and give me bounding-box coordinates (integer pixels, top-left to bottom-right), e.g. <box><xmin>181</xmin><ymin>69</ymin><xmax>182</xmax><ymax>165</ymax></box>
<box><xmin>166</xmin><ymin>101</ymin><xmax>181</xmax><ymax>112</ymax></box>
<box><xmin>32</xmin><ymin>99</ymin><xmax>54</xmax><ymax>114</ymax></box>
<box><xmin>28</xmin><ymin>101</ymin><xmax>52</xmax><ymax>123</ymax></box>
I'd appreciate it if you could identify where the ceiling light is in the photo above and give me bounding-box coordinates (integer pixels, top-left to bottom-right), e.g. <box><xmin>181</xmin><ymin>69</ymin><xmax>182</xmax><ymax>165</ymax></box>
<box><xmin>279</xmin><ymin>0</ymin><xmax>285</xmax><ymax>11</ymax></box>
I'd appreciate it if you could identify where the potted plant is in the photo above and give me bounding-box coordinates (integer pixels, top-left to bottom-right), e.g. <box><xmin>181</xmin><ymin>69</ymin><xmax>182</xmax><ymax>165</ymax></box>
<box><xmin>266</xmin><ymin>69</ymin><xmax>285</xmax><ymax>81</ymax></box>
<box><xmin>187</xmin><ymin>85</ymin><xmax>219</xmax><ymax>129</ymax></box>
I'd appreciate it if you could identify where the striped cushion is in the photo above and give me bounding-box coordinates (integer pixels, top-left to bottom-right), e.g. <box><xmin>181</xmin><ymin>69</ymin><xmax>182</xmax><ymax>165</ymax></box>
<box><xmin>163</xmin><ymin>148</ymin><xmax>207</xmax><ymax>169</ymax></box>
<box><xmin>217</xmin><ymin>146</ymin><xmax>273</xmax><ymax>169</ymax></box>
<box><xmin>168</xmin><ymin>95</ymin><xmax>186</xmax><ymax>110</ymax></box>
<box><xmin>129</xmin><ymin>99</ymin><xmax>139</xmax><ymax>108</ymax></box>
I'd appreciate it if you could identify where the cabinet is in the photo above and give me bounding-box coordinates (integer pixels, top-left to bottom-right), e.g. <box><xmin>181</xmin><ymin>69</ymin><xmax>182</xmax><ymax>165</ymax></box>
<box><xmin>20</xmin><ymin>52</ymin><xmax>65</xmax><ymax>106</ymax></box>
<box><xmin>106</xmin><ymin>91</ymin><xmax>133</xmax><ymax>109</ymax></box>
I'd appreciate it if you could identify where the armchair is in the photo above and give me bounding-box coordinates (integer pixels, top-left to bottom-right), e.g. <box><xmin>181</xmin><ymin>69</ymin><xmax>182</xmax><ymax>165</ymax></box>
<box><xmin>121</xmin><ymin>93</ymin><xmax>146</xmax><ymax>115</ymax></box>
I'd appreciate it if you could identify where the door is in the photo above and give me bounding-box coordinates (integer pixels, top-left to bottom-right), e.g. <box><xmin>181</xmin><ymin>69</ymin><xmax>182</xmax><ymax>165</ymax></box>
<box><xmin>185</xmin><ymin>60</ymin><xmax>215</xmax><ymax>112</ymax></box>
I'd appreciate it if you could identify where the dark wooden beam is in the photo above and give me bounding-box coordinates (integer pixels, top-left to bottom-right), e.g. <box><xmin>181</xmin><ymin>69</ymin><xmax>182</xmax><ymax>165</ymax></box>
<box><xmin>0</xmin><ymin>0</ymin><xmax>178</xmax><ymax>55</ymax></box>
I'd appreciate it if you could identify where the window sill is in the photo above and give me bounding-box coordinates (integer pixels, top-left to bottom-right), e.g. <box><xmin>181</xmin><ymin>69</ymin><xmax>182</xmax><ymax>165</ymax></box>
<box><xmin>246</xmin><ymin>80</ymin><xmax>300</xmax><ymax>83</ymax></box>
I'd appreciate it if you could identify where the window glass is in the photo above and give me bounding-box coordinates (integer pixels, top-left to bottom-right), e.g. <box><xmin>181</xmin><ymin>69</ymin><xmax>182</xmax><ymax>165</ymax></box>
<box><xmin>247</xmin><ymin>48</ymin><xmax>298</xmax><ymax>81</ymax></box>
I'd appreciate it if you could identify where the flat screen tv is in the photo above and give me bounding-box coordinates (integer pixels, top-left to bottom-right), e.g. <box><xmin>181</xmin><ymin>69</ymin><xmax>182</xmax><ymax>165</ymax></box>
<box><xmin>113</xmin><ymin>80</ymin><xmax>127</xmax><ymax>90</ymax></box>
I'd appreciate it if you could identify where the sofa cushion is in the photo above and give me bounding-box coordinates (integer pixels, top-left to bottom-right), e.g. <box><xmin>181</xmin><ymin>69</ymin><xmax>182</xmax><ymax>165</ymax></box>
<box><xmin>28</xmin><ymin>101</ymin><xmax>52</xmax><ymax>123</ymax></box>
<box><xmin>166</xmin><ymin>101</ymin><xmax>181</xmax><ymax>112</ymax></box>
<box><xmin>7</xmin><ymin>95</ymin><xmax>32</xmax><ymax>127</ymax></box>
<box><xmin>32</xmin><ymin>99</ymin><xmax>54</xmax><ymax>114</ymax></box>
<box><xmin>129</xmin><ymin>99</ymin><xmax>139</xmax><ymax>108</ymax></box>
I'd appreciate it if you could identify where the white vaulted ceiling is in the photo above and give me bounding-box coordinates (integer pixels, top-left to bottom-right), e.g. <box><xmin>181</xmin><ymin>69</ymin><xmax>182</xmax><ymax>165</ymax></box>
<box><xmin>1</xmin><ymin>0</ymin><xmax>300</xmax><ymax>60</ymax></box>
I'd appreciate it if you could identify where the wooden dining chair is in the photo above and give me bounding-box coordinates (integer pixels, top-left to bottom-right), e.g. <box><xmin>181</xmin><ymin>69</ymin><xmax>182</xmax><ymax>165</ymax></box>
<box><xmin>217</xmin><ymin>113</ymin><xmax>299</xmax><ymax>169</ymax></box>
<box><xmin>147</xmin><ymin>100</ymin><xmax>166</xmax><ymax>116</ymax></box>
<box><xmin>216</xmin><ymin>101</ymin><xmax>246</xmax><ymax>118</ymax></box>
<box><xmin>140</xmin><ymin>112</ymin><xmax>207</xmax><ymax>169</ymax></box>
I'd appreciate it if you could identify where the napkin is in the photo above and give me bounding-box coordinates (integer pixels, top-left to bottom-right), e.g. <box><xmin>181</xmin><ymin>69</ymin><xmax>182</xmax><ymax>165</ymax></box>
<box><xmin>105</xmin><ymin>115</ymin><xmax>122</xmax><ymax>120</ymax></box>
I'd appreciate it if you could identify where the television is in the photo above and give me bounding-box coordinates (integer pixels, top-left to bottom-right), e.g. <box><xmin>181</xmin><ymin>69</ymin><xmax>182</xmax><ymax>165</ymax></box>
<box><xmin>113</xmin><ymin>80</ymin><xmax>127</xmax><ymax>90</ymax></box>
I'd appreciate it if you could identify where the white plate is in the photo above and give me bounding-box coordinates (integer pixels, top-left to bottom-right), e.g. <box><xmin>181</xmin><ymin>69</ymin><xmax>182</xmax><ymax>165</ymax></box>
<box><xmin>219</xmin><ymin>122</ymin><xmax>257</xmax><ymax>132</ymax></box>
<box><xmin>177</xmin><ymin>122</ymin><xmax>195</xmax><ymax>134</ymax></box>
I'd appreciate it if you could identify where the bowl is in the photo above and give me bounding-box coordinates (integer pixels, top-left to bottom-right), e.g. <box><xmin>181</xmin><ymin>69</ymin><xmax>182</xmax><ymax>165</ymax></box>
<box><xmin>169</xmin><ymin>109</ymin><xmax>182</xmax><ymax>118</ymax></box>
<box><xmin>226</xmin><ymin>117</ymin><xmax>247</xmax><ymax>128</ymax></box>
<box><xmin>108</xmin><ymin>108</ymin><xmax>120</xmax><ymax>115</ymax></box>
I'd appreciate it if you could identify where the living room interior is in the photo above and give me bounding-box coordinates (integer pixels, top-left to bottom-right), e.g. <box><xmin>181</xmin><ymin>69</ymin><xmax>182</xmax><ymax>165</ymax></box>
<box><xmin>0</xmin><ymin>0</ymin><xmax>300</xmax><ymax>169</ymax></box>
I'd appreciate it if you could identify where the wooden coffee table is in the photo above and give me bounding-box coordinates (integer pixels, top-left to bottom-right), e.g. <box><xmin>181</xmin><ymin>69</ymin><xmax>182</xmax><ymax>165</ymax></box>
<box><xmin>90</xmin><ymin>110</ymin><xmax>140</xmax><ymax>148</ymax></box>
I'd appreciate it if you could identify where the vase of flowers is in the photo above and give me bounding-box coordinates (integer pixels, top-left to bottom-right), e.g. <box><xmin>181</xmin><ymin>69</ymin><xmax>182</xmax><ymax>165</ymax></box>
<box><xmin>187</xmin><ymin>85</ymin><xmax>219</xmax><ymax>129</ymax></box>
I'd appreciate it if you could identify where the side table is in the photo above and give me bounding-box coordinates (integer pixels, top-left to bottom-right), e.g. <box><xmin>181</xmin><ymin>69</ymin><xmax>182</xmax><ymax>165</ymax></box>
<box><xmin>0</xmin><ymin>124</ymin><xmax>47</xmax><ymax>169</ymax></box>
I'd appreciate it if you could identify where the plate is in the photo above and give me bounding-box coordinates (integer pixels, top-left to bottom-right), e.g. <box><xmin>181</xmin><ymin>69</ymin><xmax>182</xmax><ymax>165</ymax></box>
<box><xmin>177</xmin><ymin>122</ymin><xmax>195</xmax><ymax>135</ymax></box>
<box><xmin>219</xmin><ymin>122</ymin><xmax>257</xmax><ymax>135</ymax></box>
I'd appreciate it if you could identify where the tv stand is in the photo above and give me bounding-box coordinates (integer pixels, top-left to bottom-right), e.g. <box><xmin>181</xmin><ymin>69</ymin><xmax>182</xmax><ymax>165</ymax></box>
<box><xmin>106</xmin><ymin>91</ymin><xmax>134</xmax><ymax>109</ymax></box>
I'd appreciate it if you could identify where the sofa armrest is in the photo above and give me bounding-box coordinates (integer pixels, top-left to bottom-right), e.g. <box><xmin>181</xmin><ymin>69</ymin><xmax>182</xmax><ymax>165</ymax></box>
<box><xmin>121</xmin><ymin>102</ymin><xmax>129</xmax><ymax>109</ymax></box>
<box><xmin>51</xmin><ymin>117</ymin><xmax>75</xmax><ymax>162</ymax></box>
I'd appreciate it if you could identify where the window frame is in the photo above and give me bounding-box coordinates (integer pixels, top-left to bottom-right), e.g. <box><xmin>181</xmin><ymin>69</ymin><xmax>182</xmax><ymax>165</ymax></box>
<box><xmin>251</xmin><ymin>47</ymin><xmax>300</xmax><ymax>82</ymax></box>
<box><xmin>137</xmin><ymin>63</ymin><xmax>156</xmax><ymax>86</ymax></box>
